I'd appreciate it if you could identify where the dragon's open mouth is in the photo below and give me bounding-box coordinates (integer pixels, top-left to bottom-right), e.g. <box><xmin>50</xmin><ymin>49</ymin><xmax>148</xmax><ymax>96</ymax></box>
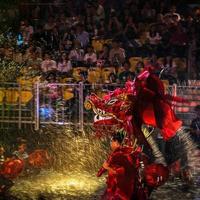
<box><xmin>84</xmin><ymin>98</ymin><xmax>122</xmax><ymax>127</ymax></box>
<box><xmin>93</xmin><ymin>108</ymin><xmax>118</xmax><ymax>125</ymax></box>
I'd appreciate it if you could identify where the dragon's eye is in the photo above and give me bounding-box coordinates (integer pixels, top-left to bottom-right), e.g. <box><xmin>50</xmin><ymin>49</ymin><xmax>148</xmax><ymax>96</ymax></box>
<box><xmin>107</xmin><ymin>99</ymin><xmax>118</xmax><ymax>105</ymax></box>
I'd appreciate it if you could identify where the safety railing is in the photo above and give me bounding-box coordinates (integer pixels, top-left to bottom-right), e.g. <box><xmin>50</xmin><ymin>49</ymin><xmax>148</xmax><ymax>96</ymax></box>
<box><xmin>0</xmin><ymin>82</ymin><xmax>199</xmax><ymax>130</ymax></box>
<box><xmin>0</xmin><ymin>82</ymin><xmax>35</xmax><ymax>129</ymax></box>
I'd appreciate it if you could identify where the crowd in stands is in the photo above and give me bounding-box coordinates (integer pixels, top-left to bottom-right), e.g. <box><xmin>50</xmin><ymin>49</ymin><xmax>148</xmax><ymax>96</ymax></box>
<box><xmin>0</xmin><ymin>0</ymin><xmax>200</xmax><ymax>159</ymax></box>
<box><xmin>0</xmin><ymin>0</ymin><xmax>200</xmax><ymax>85</ymax></box>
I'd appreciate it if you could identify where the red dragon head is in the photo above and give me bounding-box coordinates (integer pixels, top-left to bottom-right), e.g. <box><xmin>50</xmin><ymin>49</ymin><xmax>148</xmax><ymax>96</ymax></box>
<box><xmin>84</xmin><ymin>84</ymin><xmax>136</xmax><ymax>138</ymax></box>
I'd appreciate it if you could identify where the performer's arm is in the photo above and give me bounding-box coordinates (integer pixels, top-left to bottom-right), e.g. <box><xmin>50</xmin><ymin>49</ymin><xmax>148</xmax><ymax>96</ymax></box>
<box><xmin>103</xmin><ymin>161</ymin><xmax>116</xmax><ymax>174</ymax></box>
<box><xmin>103</xmin><ymin>161</ymin><xmax>125</xmax><ymax>175</ymax></box>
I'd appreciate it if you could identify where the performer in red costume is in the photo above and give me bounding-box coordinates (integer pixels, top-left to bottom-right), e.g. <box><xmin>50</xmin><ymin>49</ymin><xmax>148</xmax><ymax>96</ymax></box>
<box><xmin>97</xmin><ymin>131</ymin><xmax>169</xmax><ymax>200</ymax></box>
<box><xmin>98</xmin><ymin>131</ymin><xmax>148</xmax><ymax>200</ymax></box>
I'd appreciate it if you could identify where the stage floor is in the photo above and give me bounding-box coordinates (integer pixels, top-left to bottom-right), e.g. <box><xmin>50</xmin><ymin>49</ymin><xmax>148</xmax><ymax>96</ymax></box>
<box><xmin>3</xmin><ymin>170</ymin><xmax>200</xmax><ymax>200</ymax></box>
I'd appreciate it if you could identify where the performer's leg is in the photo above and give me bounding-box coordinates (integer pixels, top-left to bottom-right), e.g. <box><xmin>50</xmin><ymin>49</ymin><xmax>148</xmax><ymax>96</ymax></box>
<box><xmin>169</xmin><ymin>127</ymin><xmax>195</xmax><ymax>184</ymax></box>
<box><xmin>142</xmin><ymin>125</ymin><xmax>166</xmax><ymax>166</ymax></box>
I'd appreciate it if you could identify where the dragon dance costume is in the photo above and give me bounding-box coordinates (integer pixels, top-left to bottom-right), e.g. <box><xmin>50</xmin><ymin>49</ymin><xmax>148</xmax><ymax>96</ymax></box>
<box><xmin>86</xmin><ymin>65</ymin><xmax>193</xmax><ymax>154</ymax></box>
<box><xmin>85</xmin><ymin>65</ymin><xmax>194</xmax><ymax>199</ymax></box>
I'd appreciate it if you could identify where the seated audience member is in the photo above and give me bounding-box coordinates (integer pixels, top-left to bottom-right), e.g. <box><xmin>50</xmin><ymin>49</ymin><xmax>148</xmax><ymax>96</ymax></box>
<box><xmin>146</xmin><ymin>26</ymin><xmax>162</xmax><ymax>46</ymax></box>
<box><xmin>169</xmin><ymin>25</ymin><xmax>188</xmax><ymax>57</ymax></box>
<box><xmin>170</xmin><ymin>25</ymin><xmax>188</xmax><ymax>46</ymax></box>
<box><xmin>41</xmin><ymin>53</ymin><xmax>57</xmax><ymax>73</ymax></box>
<box><xmin>57</xmin><ymin>53</ymin><xmax>72</xmax><ymax>75</ymax></box>
<box><xmin>135</xmin><ymin>61</ymin><xmax>144</xmax><ymax>75</ymax></box>
<box><xmin>61</xmin><ymin>28</ymin><xmax>75</xmax><ymax>52</ymax></box>
<box><xmin>164</xmin><ymin>5</ymin><xmax>181</xmax><ymax>23</ymax></box>
<box><xmin>44</xmin><ymin>16</ymin><xmax>56</xmax><ymax>32</ymax></box>
<box><xmin>75</xmin><ymin>23</ymin><xmax>89</xmax><ymax>48</ymax></box>
<box><xmin>26</xmin><ymin>51</ymin><xmax>42</xmax><ymax>69</ymax></box>
<box><xmin>69</xmin><ymin>40</ymin><xmax>84</xmax><ymax>67</ymax></box>
<box><xmin>118</xmin><ymin>61</ymin><xmax>135</xmax><ymax>84</ymax></box>
<box><xmin>93</xmin><ymin>1</ymin><xmax>105</xmax><ymax>22</ymax></box>
<box><xmin>108</xmin><ymin>10</ymin><xmax>122</xmax><ymax>37</ymax></box>
<box><xmin>19</xmin><ymin>20</ymin><xmax>34</xmax><ymax>46</ymax></box>
<box><xmin>99</xmin><ymin>44</ymin><xmax>110</xmax><ymax>61</ymax></box>
<box><xmin>124</xmin><ymin>16</ymin><xmax>138</xmax><ymax>42</ymax></box>
<box><xmin>43</xmin><ymin>17</ymin><xmax>57</xmax><ymax>44</ymax></box>
<box><xmin>84</xmin><ymin>46</ymin><xmax>97</xmax><ymax>67</ymax></box>
<box><xmin>109</xmin><ymin>39</ymin><xmax>125</xmax><ymax>66</ymax></box>
<box><xmin>141</xmin><ymin>2</ymin><xmax>156</xmax><ymax>22</ymax></box>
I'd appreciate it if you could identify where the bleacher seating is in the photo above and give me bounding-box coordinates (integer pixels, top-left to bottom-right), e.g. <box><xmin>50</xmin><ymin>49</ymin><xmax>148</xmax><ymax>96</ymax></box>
<box><xmin>0</xmin><ymin>89</ymin><xmax>5</xmax><ymax>104</ymax></box>
<box><xmin>87</xmin><ymin>67</ymin><xmax>101</xmax><ymax>84</ymax></box>
<box><xmin>129</xmin><ymin>57</ymin><xmax>142</xmax><ymax>72</ymax></box>
<box><xmin>101</xmin><ymin>67</ymin><xmax>115</xmax><ymax>83</ymax></box>
<box><xmin>5</xmin><ymin>89</ymin><xmax>19</xmax><ymax>105</ymax></box>
<box><xmin>63</xmin><ymin>88</ymin><xmax>74</xmax><ymax>100</ymax></box>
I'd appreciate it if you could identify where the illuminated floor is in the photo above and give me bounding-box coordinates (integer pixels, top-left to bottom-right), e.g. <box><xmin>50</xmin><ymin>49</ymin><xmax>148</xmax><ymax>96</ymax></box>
<box><xmin>5</xmin><ymin>170</ymin><xmax>200</xmax><ymax>200</ymax></box>
<box><xmin>9</xmin><ymin>170</ymin><xmax>105</xmax><ymax>200</ymax></box>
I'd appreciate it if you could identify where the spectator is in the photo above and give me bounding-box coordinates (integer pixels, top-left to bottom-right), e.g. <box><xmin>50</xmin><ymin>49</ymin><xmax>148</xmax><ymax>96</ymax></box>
<box><xmin>146</xmin><ymin>26</ymin><xmax>162</xmax><ymax>56</ymax></box>
<box><xmin>164</xmin><ymin>5</ymin><xmax>181</xmax><ymax>23</ymax></box>
<box><xmin>118</xmin><ymin>61</ymin><xmax>135</xmax><ymax>84</ymax></box>
<box><xmin>57</xmin><ymin>13</ymin><xmax>68</xmax><ymax>34</ymax></box>
<box><xmin>51</xmin><ymin>27</ymin><xmax>60</xmax><ymax>50</ymax></box>
<box><xmin>19</xmin><ymin>20</ymin><xmax>34</xmax><ymax>46</ymax></box>
<box><xmin>97</xmin><ymin>44</ymin><xmax>110</xmax><ymax>67</ymax></box>
<box><xmin>169</xmin><ymin>25</ymin><xmax>188</xmax><ymax>57</ymax></box>
<box><xmin>135</xmin><ymin>61</ymin><xmax>144</xmax><ymax>74</ymax></box>
<box><xmin>99</xmin><ymin>44</ymin><xmax>110</xmax><ymax>60</ymax></box>
<box><xmin>68</xmin><ymin>40</ymin><xmax>84</xmax><ymax>67</ymax></box>
<box><xmin>94</xmin><ymin>1</ymin><xmax>105</xmax><ymax>22</ymax></box>
<box><xmin>109</xmin><ymin>39</ymin><xmax>125</xmax><ymax>66</ymax></box>
<box><xmin>13</xmin><ymin>49</ymin><xmax>23</xmax><ymax>64</ymax></box>
<box><xmin>57</xmin><ymin>53</ymin><xmax>72</xmax><ymax>75</ymax></box>
<box><xmin>156</xmin><ymin>13</ymin><xmax>164</xmax><ymax>24</ymax></box>
<box><xmin>124</xmin><ymin>16</ymin><xmax>137</xmax><ymax>37</ymax></box>
<box><xmin>170</xmin><ymin>25</ymin><xmax>188</xmax><ymax>46</ymax></box>
<box><xmin>61</xmin><ymin>28</ymin><xmax>75</xmax><ymax>52</ymax></box>
<box><xmin>109</xmin><ymin>72</ymin><xmax>117</xmax><ymax>84</ymax></box>
<box><xmin>44</xmin><ymin>16</ymin><xmax>56</xmax><ymax>32</ymax></box>
<box><xmin>23</xmin><ymin>44</ymin><xmax>35</xmax><ymax>62</ymax></box>
<box><xmin>84</xmin><ymin>46</ymin><xmax>97</xmax><ymax>67</ymax></box>
<box><xmin>94</xmin><ymin>19</ymin><xmax>106</xmax><ymax>37</ymax></box>
<box><xmin>75</xmin><ymin>24</ymin><xmax>89</xmax><ymax>48</ymax></box>
<box><xmin>26</xmin><ymin>51</ymin><xmax>42</xmax><ymax>70</ymax></box>
<box><xmin>108</xmin><ymin>10</ymin><xmax>122</xmax><ymax>37</ymax></box>
<box><xmin>146</xmin><ymin>26</ymin><xmax>162</xmax><ymax>46</ymax></box>
<box><xmin>41</xmin><ymin>53</ymin><xmax>57</xmax><ymax>73</ymax></box>
<box><xmin>141</xmin><ymin>2</ymin><xmax>156</xmax><ymax>22</ymax></box>
<box><xmin>43</xmin><ymin>17</ymin><xmax>57</xmax><ymax>46</ymax></box>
